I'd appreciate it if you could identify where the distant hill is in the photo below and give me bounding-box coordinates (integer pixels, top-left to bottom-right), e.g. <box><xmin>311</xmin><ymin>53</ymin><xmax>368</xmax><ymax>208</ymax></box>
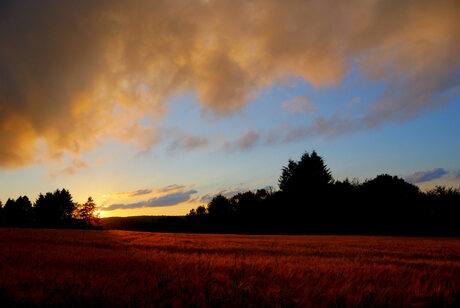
<box><xmin>101</xmin><ymin>216</ymin><xmax>187</xmax><ymax>232</ymax></box>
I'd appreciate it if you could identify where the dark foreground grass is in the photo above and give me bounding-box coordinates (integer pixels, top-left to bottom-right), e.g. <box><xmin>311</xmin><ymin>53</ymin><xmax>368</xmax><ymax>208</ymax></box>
<box><xmin>0</xmin><ymin>228</ymin><xmax>459</xmax><ymax>307</ymax></box>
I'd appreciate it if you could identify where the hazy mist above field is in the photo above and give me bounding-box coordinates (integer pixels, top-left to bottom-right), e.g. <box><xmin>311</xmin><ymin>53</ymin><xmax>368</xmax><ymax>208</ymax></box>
<box><xmin>1</xmin><ymin>0</ymin><xmax>460</xmax><ymax>215</ymax></box>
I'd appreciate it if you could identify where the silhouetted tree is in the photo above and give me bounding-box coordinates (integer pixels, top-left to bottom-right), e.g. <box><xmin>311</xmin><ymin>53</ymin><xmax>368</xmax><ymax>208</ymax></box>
<box><xmin>207</xmin><ymin>194</ymin><xmax>232</xmax><ymax>216</ymax></box>
<box><xmin>16</xmin><ymin>196</ymin><xmax>33</xmax><ymax>223</ymax></box>
<box><xmin>362</xmin><ymin>174</ymin><xmax>420</xmax><ymax>199</ymax></box>
<box><xmin>426</xmin><ymin>186</ymin><xmax>460</xmax><ymax>202</ymax></box>
<box><xmin>3</xmin><ymin>199</ymin><xmax>14</xmax><ymax>216</ymax></box>
<box><xmin>196</xmin><ymin>205</ymin><xmax>207</xmax><ymax>215</ymax></box>
<box><xmin>277</xmin><ymin>151</ymin><xmax>335</xmax><ymax>232</ymax></box>
<box><xmin>3</xmin><ymin>196</ymin><xmax>33</xmax><ymax>225</ymax></box>
<box><xmin>176</xmin><ymin>151</ymin><xmax>460</xmax><ymax>235</ymax></box>
<box><xmin>34</xmin><ymin>189</ymin><xmax>76</xmax><ymax>226</ymax></box>
<box><xmin>328</xmin><ymin>178</ymin><xmax>362</xmax><ymax>231</ymax></box>
<box><xmin>75</xmin><ymin>197</ymin><xmax>100</xmax><ymax>227</ymax></box>
<box><xmin>3</xmin><ymin>199</ymin><xmax>14</xmax><ymax>224</ymax></box>
<box><xmin>357</xmin><ymin>174</ymin><xmax>422</xmax><ymax>233</ymax></box>
<box><xmin>360</xmin><ymin>174</ymin><xmax>420</xmax><ymax>213</ymax></box>
<box><xmin>34</xmin><ymin>193</ymin><xmax>48</xmax><ymax>223</ymax></box>
<box><xmin>424</xmin><ymin>186</ymin><xmax>460</xmax><ymax>235</ymax></box>
<box><xmin>231</xmin><ymin>191</ymin><xmax>257</xmax><ymax>213</ymax></box>
<box><xmin>188</xmin><ymin>205</ymin><xmax>208</xmax><ymax>216</ymax></box>
<box><xmin>279</xmin><ymin>151</ymin><xmax>332</xmax><ymax>194</ymax></box>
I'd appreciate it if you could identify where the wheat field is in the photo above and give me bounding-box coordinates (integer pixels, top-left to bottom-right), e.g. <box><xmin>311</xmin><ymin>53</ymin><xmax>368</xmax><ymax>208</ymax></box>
<box><xmin>0</xmin><ymin>228</ymin><xmax>459</xmax><ymax>307</ymax></box>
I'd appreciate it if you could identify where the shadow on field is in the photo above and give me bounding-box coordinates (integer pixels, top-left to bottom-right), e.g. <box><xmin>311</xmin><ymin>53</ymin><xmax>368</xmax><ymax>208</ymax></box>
<box><xmin>1</xmin><ymin>228</ymin><xmax>460</xmax><ymax>307</ymax></box>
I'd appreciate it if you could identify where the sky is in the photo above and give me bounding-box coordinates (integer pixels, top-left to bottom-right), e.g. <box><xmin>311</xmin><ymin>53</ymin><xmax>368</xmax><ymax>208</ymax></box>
<box><xmin>1</xmin><ymin>0</ymin><xmax>459</xmax><ymax>217</ymax></box>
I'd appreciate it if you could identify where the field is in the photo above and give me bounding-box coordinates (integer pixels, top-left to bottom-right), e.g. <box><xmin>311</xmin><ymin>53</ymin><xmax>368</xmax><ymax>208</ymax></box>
<box><xmin>1</xmin><ymin>228</ymin><xmax>459</xmax><ymax>307</ymax></box>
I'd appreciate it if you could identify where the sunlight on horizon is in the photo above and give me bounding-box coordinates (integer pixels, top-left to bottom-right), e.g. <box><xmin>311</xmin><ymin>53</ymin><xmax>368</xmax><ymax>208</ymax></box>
<box><xmin>0</xmin><ymin>0</ymin><xmax>459</xmax><ymax>217</ymax></box>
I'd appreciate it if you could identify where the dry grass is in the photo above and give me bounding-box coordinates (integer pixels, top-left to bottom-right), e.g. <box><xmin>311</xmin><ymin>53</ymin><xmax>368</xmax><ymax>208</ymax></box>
<box><xmin>0</xmin><ymin>228</ymin><xmax>459</xmax><ymax>307</ymax></box>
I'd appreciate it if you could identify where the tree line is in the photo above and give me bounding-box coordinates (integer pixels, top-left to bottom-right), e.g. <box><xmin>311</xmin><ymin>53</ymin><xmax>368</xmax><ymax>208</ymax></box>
<box><xmin>2</xmin><ymin>151</ymin><xmax>459</xmax><ymax>235</ymax></box>
<box><xmin>186</xmin><ymin>151</ymin><xmax>460</xmax><ymax>235</ymax></box>
<box><xmin>0</xmin><ymin>189</ymin><xmax>100</xmax><ymax>228</ymax></box>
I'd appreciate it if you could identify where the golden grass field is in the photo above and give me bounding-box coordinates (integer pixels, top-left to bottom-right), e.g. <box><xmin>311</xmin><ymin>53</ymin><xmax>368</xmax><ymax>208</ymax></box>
<box><xmin>0</xmin><ymin>228</ymin><xmax>459</xmax><ymax>307</ymax></box>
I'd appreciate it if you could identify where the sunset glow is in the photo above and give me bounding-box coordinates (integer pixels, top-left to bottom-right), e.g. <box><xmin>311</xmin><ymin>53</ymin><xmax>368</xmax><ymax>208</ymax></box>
<box><xmin>1</xmin><ymin>0</ymin><xmax>459</xmax><ymax>216</ymax></box>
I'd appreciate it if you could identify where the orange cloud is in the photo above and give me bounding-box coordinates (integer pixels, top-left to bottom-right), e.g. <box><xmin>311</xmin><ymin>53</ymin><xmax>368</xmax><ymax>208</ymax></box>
<box><xmin>1</xmin><ymin>0</ymin><xmax>459</xmax><ymax>167</ymax></box>
<box><xmin>282</xmin><ymin>96</ymin><xmax>317</xmax><ymax>114</ymax></box>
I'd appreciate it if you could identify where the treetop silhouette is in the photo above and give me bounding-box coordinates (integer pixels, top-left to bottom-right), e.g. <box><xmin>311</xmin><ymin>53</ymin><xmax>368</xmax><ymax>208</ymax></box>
<box><xmin>0</xmin><ymin>189</ymin><xmax>100</xmax><ymax>228</ymax></box>
<box><xmin>1</xmin><ymin>150</ymin><xmax>459</xmax><ymax>235</ymax></box>
<box><xmin>279</xmin><ymin>150</ymin><xmax>332</xmax><ymax>194</ymax></box>
<box><xmin>187</xmin><ymin>150</ymin><xmax>460</xmax><ymax>235</ymax></box>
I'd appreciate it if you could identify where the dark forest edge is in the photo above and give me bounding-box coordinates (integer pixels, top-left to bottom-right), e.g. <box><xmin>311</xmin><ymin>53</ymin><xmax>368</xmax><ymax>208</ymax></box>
<box><xmin>1</xmin><ymin>151</ymin><xmax>459</xmax><ymax>236</ymax></box>
<box><xmin>0</xmin><ymin>189</ymin><xmax>100</xmax><ymax>229</ymax></box>
<box><xmin>186</xmin><ymin>151</ymin><xmax>459</xmax><ymax>236</ymax></box>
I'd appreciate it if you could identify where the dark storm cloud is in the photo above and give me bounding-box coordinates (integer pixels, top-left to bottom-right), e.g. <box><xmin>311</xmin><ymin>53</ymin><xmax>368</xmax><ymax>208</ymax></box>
<box><xmin>1</xmin><ymin>0</ymin><xmax>459</xmax><ymax>167</ymax></box>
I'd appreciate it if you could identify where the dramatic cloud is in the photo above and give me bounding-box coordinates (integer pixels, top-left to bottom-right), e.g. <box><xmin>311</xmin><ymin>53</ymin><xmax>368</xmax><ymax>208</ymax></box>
<box><xmin>450</xmin><ymin>170</ymin><xmax>460</xmax><ymax>181</ymax></box>
<box><xmin>103</xmin><ymin>189</ymin><xmax>197</xmax><ymax>211</ymax></box>
<box><xmin>282</xmin><ymin>96</ymin><xmax>317</xmax><ymax>114</ymax></box>
<box><xmin>1</xmin><ymin>0</ymin><xmax>460</xmax><ymax>167</ymax></box>
<box><xmin>405</xmin><ymin>168</ymin><xmax>448</xmax><ymax>184</ymax></box>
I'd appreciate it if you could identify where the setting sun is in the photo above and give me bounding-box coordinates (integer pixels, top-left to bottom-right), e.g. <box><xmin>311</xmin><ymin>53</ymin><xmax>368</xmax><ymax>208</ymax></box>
<box><xmin>1</xmin><ymin>1</ymin><xmax>459</xmax><ymax>307</ymax></box>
